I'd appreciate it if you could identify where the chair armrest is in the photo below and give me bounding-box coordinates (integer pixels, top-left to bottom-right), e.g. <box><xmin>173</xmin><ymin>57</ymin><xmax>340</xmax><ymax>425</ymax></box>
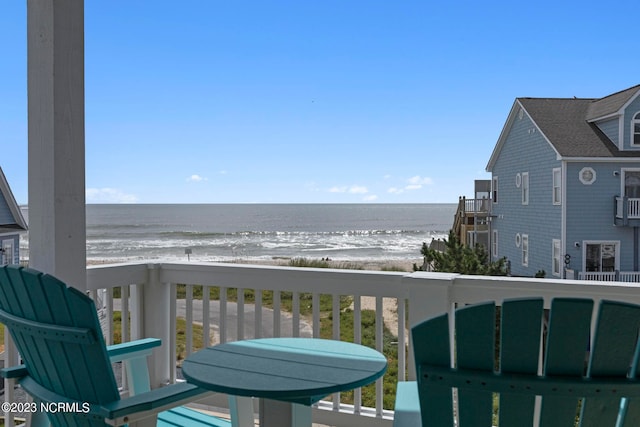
<box><xmin>0</xmin><ymin>364</ymin><xmax>28</xmax><ymax>379</ymax></box>
<box><xmin>107</xmin><ymin>338</ymin><xmax>161</xmax><ymax>363</ymax></box>
<box><xmin>20</xmin><ymin>375</ymin><xmax>213</xmax><ymax>426</ymax></box>
<box><xmin>393</xmin><ymin>381</ymin><xmax>421</xmax><ymax>427</ymax></box>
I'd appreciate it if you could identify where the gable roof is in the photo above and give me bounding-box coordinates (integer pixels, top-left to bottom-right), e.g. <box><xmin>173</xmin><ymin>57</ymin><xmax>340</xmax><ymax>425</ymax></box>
<box><xmin>0</xmin><ymin>167</ymin><xmax>27</xmax><ymax>232</ymax></box>
<box><xmin>586</xmin><ymin>84</ymin><xmax>640</xmax><ymax>121</ymax></box>
<box><xmin>487</xmin><ymin>85</ymin><xmax>640</xmax><ymax>171</ymax></box>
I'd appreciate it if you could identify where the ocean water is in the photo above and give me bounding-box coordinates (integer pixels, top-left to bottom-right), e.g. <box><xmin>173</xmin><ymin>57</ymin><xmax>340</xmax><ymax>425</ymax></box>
<box><xmin>21</xmin><ymin>204</ymin><xmax>456</xmax><ymax>263</ymax></box>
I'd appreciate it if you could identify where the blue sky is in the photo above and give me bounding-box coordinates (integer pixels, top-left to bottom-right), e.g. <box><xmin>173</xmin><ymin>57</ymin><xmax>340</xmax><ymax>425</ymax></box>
<box><xmin>1</xmin><ymin>1</ymin><xmax>638</xmax><ymax>204</ymax></box>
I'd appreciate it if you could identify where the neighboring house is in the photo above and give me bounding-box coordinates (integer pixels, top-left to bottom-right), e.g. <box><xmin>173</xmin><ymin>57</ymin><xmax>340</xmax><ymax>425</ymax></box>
<box><xmin>0</xmin><ymin>167</ymin><xmax>27</xmax><ymax>266</ymax></box>
<box><xmin>486</xmin><ymin>84</ymin><xmax>640</xmax><ymax>280</ymax></box>
<box><xmin>452</xmin><ymin>179</ymin><xmax>492</xmax><ymax>248</ymax></box>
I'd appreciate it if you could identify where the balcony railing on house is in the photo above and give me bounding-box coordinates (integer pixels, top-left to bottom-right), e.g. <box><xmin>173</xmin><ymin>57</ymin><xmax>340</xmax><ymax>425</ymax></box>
<box><xmin>614</xmin><ymin>196</ymin><xmax>640</xmax><ymax>226</ymax></box>
<box><xmin>5</xmin><ymin>262</ymin><xmax>640</xmax><ymax>427</ymax></box>
<box><xmin>578</xmin><ymin>270</ymin><xmax>640</xmax><ymax>282</ymax></box>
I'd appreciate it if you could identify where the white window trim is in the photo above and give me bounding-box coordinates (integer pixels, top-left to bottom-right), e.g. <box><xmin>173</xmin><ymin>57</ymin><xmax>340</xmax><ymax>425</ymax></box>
<box><xmin>521</xmin><ymin>172</ymin><xmax>529</xmax><ymax>205</ymax></box>
<box><xmin>579</xmin><ymin>167</ymin><xmax>596</xmax><ymax>185</ymax></box>
<box><xmin>552</xmin><ymin>239</ymin><xmax>561</xmax><ymax>277</ymax></box>
<box><xmin>492</xmin><ymin>230</ymin><xmax>498</xmax><ymax>258</ymax></box>
<box><xmin>522</xmin><ymin>234</ymin><xmax>529</xmax><ymax>267</ymax></box>
<box><xmin>492</xmin><ymin>176</ymin><xmax>499</xmax><ymax>204</ymax></box>
<box><xmin>2</xmin><ymin>239</ymin><xmax>14</xmax><ymax>266</ymax></box>
<box><xmin>620</xmin><ymin>168</ymin><xmax>640</xmax><ymax>197</ymax></box>
<box><xmin>552</xmin><ymin>168</ymin><xmax>561</xmax><ymax>205</ymax></box>
<box><xmin>632</xmin><ymin>112</ymin><xmax>640</xmax><ymax>146</ymax></box>
<box><xmin>582</xmin><ymin>240</ymin><xmax>620</xmax><ymax>272</ymax></box>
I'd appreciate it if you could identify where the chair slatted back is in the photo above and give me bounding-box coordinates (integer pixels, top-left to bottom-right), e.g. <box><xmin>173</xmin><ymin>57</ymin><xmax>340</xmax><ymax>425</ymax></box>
<box><xmin>0</xmin><ymin>265</ymin><xmax>119</xmax><ymax>426</ymax></box>
<box><xmin>413</xmin><ymin>297</ymin><xmax>640</xmax><ymax>427</ymax></box>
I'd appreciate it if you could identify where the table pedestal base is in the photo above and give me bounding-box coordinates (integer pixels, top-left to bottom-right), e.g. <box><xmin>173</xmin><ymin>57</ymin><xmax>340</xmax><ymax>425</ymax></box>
<box><xmin>259</xmin><ymin>399</ymin><xmax>312</xmax><ymax>427</ymax></box>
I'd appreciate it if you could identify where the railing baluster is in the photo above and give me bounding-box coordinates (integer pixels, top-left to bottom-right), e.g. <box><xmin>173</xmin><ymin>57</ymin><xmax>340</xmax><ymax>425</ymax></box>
<box><xmin>120</xmin><ymin>285</ymin><xmax>130</xmax><ymax>389</ymax></box>
<box><xmin>312</xmin><ymin>293</ymin><xmax>320</xmax><ymax>338</ymax></box>
<box><xmin>255</xmin><ymin>289</ymin><xmax>263</xmax><ymax>338</ymax></box>
<box><xmin>121</xmin><ymin>285</ymin><xmax>129</xmax><ymax>344</ymax></box>
<box><xmin>332</xmin><ymin>294</ymin><xmax>341</xmax><ymax>411</ymax></box>
<box><xmin>237</xmin><ymin>287</ymin><xmax>245</xmax><ymax>340</ymax></box>
<box><xmin>168</xmin><ymin>283</ymin><xmax>178</xmax><ymax>383</ymax></box>
<box><xmin>273</xmin><ymin>291</ymin><xmax>281</xmax><ymax>337</ymax></box>
<box><xmin>397</xmin><ymin>297</ymin><xmax>407</xmax><ymax>382</ymax></box>
<box><xmin>292</xmin><ymin>291</ymin><xmax>300</xmax><ymax>337</ymax></box>
<box><xmin>169</xmin><ymin>283</ymin><xmax>177</xmax><ymax>383</ymax></box>
<box><xmin>220</xmin><ymin>287</ymin><xmax>227</xmax><ymax>344</ymax></box>
<box><xmin>104</xmin><ymin>288</ymin><xmax>113</xmax><ymax>345</ymax></box>
<box><xmin>376</xmin><ymin>297</ymin><xmax>384</xmax><ymax>417</ymax></box>
<box><xmin>354</xmin><ymin>295</ymin><xmax>362</xmax><ymax>413</ymax></box>
<box><xmin>202</xmin><ymin>285</ymin><xmax>210</xmax><ymax>346</ymax></box>
<box><xmin>186</xmin><ymin>285</ymin><xmax>193</xmax><ymax>356</ymax></box>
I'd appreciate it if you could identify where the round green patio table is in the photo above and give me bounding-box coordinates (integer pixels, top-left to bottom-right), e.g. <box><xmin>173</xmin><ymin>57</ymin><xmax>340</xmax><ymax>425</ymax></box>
<box><xmin>182</xmin><ymin>337</ymin><xmax>388</xmax><ymax>427</ymax></box>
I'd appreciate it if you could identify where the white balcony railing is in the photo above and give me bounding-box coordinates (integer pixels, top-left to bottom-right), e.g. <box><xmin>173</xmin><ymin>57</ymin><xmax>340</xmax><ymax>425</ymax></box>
<box><xmin>615</xmin><ymin>196</ymin><xmax>640</xmax><ymax>219</ymax></box>
<box><xmin>5</xmin><ymin>262</ymin><xmax>640</xmax><ymax>427</ymax></box>
<box><xmin>578</xmin><ymin>271</ymin><xmax>640</xmax><ymax>282</ymax></box>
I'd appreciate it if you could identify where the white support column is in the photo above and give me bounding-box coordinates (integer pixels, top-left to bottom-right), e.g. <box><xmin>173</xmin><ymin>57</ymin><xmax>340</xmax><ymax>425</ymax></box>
<box><xmin>144</xmin><ymin>265</ymin><xmax>172</xmax><ymax>388</ymax></box>
<box><xmin>27</xmin><ymin>0</ymin><xmax>86</xmax><ymax>289</ymax></box>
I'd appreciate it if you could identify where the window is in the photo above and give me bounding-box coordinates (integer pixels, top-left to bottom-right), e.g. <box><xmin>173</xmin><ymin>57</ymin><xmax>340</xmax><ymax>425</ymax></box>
<box><xmin>633</xmin><ymin>112</ymin><xmax>640</xmax><ymax>146</ymax></box>
<box><xmin>585</xmin><ymin>242</ymin><xmax>618</xmax><ymax>272</ymax></box>
<box><xmin>522</xmin><ymin>234</ymin><xmax>529</xmax><ymax>266</ymax></box>
<box><xmin>624</xmin><ymin>170</ymin><xmax>640</xmax><ymax>198</ymax></box>
<box><xmin>579</xmin><ymin>167</ymin><xmax>596</xmax><ymax>185</ymax></box>
<box><xmin>492</xmin><ymin>230</ymin><xmax>498</xmax><ymax>258</ymax></box>
<box><xmin>492</xmin><ymin>176</ymin><xmax>498</xmax><ymax>204</ymax></box>
<box><xmin>552</xmin><ymin>239</ymin><xmax>561</xmax><ymax>277</ymax></box>
<box><xmin>1</xmin><ymin>240</ymin><xmax>13</xmax><ymax>266</ymax></box>
<box><xmin>522</xmin><ymin>172</ymin><xmax>529</xmax><ymax>205</ymax></box>
<box><xmin>552</xmin><ymin>168</ymin><xmax>561</xmax><ymax>205</ymax></box>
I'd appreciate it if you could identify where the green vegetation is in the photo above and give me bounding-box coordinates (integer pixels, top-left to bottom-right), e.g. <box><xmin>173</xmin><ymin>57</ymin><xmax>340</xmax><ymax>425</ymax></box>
<box><xmin>321</xmin><ymin>308</ymin><xmax>399</xmax><ymax>409</ymax></box>
<box><xmin>288</xmin><ymin>257</ymin><xmax>365</xmax><ymax>270</ymax></box>
<box><xmin>173</xmin><ymin>285</ymin><xmax>398</xmax><ymax>409</ymax></box>
<box><xmin>417</xmin><ymin>230</ymin><xmax>508</xmax><ymax>275</ymax></box>
<box><xmin>112</xmin><ymin>311</ymin><xmax>204</xmax><ymax>362</ymax></box>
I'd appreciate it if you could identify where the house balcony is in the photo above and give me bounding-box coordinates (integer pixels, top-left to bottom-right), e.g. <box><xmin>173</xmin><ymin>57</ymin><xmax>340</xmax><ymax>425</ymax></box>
<box><xmin>614</xmin><ymin>196</ymin><xmax>640</xmax><ymax>226</ymax></box>
<box><xmin>5</xmin><ymin>263</ymin><xmax>640</xmax><ymax>427</ymax></box>
<box><xmin>577</xmin><ymin>270</ymin><xmax>640</xmax><ymax>282</ymax></box>
<box><xmin>453</xmin><ymin>197</ymin><xmax>492</xmax><ymax>247</ymax></box>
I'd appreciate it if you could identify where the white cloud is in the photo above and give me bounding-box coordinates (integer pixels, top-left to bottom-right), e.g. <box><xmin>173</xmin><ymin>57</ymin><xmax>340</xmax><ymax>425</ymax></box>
<box><xmin>363</xmin><ymin>194</ymin><xmax>378</xmax><ymax>201</ymax></box>
<box><xmin>407</xmin><ymin>175</ymin><xmax>433</xmax><ymax>187</ymax></box>
<box><xmin>86</xmin><ymin>188</ymin><xmax>138</xmax><ymax>203</ymax></box>
<box><xmin>349</xmin><ymin>185</ymin><xmax>368</xmax><ymax>194</ymax></box>
<box><xmin>387</xmin><ymin>176</ymin><xmax>434</xmax><ymax>195</ymax></box>
<box><xmin>187</xmin><ymin>174</ymin><xmax>207</xmax><ymax>182</ymax></box>
<box><xmin>329</xmin><ymin>185</ymin><xmax>369</xmax><ymax>194</ymax></box>
<box><xmin>329</xmin><ymin>186</ymin><xmax>348</xmax><ymax>193</ymax></box>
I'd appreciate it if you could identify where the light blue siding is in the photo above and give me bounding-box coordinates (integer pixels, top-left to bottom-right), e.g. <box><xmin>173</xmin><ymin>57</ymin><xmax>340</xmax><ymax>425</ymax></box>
<box><xmin>623</xmin><ymin>95</ymin><xmax>640</xmax><ymax>150</ymax></box>
<box><xmin>491</xmin><ymin>108</ymin><xmax>562</xmax><ymax>277</ymax></box>
<box><xmin>565</xmin><ymin>162</ymin><xmax>639</xmax><ymax>272</ymax></box>
<box><xmin>0</xmin><ymin>192</ymin><xmax>13</xmax><ymax>225</ymax></box>
<box><xmin>595</xmin><ymin>118</ymin><xmax>619</xmax><ymax>146</ymax></box>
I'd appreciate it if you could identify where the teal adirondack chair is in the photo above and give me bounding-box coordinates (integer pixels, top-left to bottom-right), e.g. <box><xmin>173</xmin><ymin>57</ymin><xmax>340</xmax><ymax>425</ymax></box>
<box><xmin>0</xmin><ymin>265</ymin><xmax>243</xmax><ymax>427</ymax></box>
<box><xmin>394</xmin><ymin>297</ymin><xmax>640</xmax><ymax>427</ymax></box>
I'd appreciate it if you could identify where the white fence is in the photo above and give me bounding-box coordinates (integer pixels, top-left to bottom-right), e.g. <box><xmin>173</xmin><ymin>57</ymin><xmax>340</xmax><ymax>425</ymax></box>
<box><xmin>5</xmin><ymin>262</ymin><xmax>640</xmax><ymax>427</ymax></box>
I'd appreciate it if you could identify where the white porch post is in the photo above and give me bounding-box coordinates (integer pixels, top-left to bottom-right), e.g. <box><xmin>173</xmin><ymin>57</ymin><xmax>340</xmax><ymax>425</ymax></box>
<box><xmin>27</xmin><ymin>0</ymin><xmax>86</xmax><ymax>290</ymax></box>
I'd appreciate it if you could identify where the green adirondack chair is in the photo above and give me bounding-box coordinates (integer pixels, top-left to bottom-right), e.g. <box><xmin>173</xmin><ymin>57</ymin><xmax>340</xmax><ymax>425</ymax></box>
<box><xmin>394</xmin><ymin>297</ymin><xmax>640</xmax><ymax>427</ymax></box>
<box><xmin>0</xmin><ymin>265</ymin><xmax>241</xmax><ymax>427</ymax></box>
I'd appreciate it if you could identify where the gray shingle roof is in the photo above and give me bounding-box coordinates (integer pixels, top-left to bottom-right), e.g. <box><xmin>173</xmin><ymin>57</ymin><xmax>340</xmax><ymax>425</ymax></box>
<box><xmin>586</xmin><ymin>84</ymin><xmax>640</xmax><ymax>121</ymax></box>
<box><xmin>518</xmin><ymin>85</ymin><xmax>640</xmax><ymax>158</ymax></box>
